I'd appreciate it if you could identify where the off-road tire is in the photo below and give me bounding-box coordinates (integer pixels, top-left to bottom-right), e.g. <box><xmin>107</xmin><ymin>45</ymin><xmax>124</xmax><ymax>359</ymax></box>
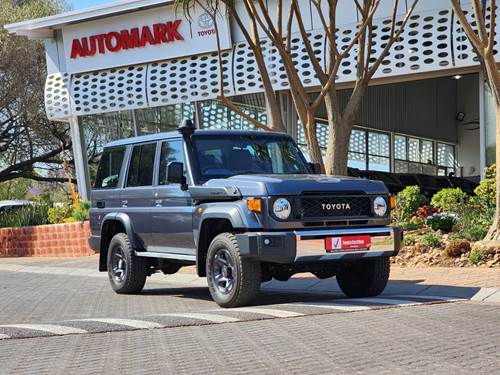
<box><xmin>107</xmin><ymin>233</ymin><xmax>147</xmax><ymax>294</ymax></box>
<box><xmin>206</xmin><ymin>233</ymin><xmax>261</xmax><ymax>308</ymax></box>
<box><xmin>336</xmin><ymin>257</ymin><xmax>390</xmax><ymax>298</ymax></box>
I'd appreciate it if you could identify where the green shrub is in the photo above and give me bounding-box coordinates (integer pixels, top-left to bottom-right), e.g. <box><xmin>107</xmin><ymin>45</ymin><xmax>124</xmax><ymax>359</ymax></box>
<box><xmin>48</xmin><ymin>205</ymin><xmax>72</xmax><ymax>224</ymax></box>
<box><xmin>421</xmin><ymin>232</ymin><xmax>441</xmax><ymax>248</ymax></box>
<box><xmin>71</xmin><ymin>200</ymin><xmax>90</xmax><ymax>222</ymax></box>
<box><xmin>430</xmin><ymin>188</ymin><xmax>468</xmax><ymax>213</ymax></box>
<box><xmin>469</xmin><ymin>248</ymin><xmax>486</xmax><ymax>265</ymax></box>
<box><xmin>398</xmin><ymin>221</ymin><xmax>421</xmax><ymax>231</ymax></box>
<box><xmin>393</xmin><ymin>186</ymin><xmax>427</xmax><ymax>223</ymax></box>
<box><xmin>467</xmin><ymin>224</ymin><xmax>489</xmax><ymax>242</ymax></box>
<box><xmin>404</xmin><ymin>234</ymin><xmax>416</xmax><ymax>246</ymax></box>
<box><xmin>485</xmin><ymin>163</ymin><xmax>496</xmax><ymax>179</ymax></box>
<box><xmin>425</xmin><ymin>213</ymin><xmax>457</xmax><ymax>232</ymax></box>
<box><xmin>455</xmin><ymin>205</ymin><xmax>494</xmax><ymax>242</ymax></box>
<box><xmin>0</xmin><ymin>204</ymin><xmax>50</xmax><ymax>228</ymax></box>
<box><xmin>472</xmin><ymin>175</ymin><xmax>495</xmax><ymax>210</ymax></box>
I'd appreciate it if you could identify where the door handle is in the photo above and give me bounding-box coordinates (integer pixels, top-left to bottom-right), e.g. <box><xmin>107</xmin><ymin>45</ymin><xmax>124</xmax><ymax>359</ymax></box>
<box><xmin>155</xmin><ymin>199</ymin><xmax>163</xmax><ymax>207</ymax></box>
<box><xmin>96</xmin><ymin>201</ymin><xmax>105</xmax><ymax>209</ymax></box>
<box><xmin>121</xmin><ymin>200</ymin><xmax>128</xmax><ymax>208</ymax></box>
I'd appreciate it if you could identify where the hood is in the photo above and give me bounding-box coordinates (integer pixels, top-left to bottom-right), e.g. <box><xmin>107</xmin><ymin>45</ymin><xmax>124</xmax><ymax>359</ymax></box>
<box><xmin>203</xmin><ymin>174</ymin><xmax>388</xmax><ymax>196</ymax></box>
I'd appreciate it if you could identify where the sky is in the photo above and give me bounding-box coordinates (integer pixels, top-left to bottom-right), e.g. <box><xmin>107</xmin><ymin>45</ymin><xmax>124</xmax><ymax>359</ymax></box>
<box><xmin>70</xmin><ymin>0</ymin><xmax>113</xmax><ymax>10</ymax></box>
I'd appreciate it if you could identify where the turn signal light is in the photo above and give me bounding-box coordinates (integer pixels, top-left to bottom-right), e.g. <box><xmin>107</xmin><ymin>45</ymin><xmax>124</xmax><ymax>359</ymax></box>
<box><xmin>247</xmin><ymin>198</ymin><xmax>262</xmax><ymax>213</ymax></box>
<box><xmin>390</xmin><ymin>195</ymin><xmax>396</xmax><ymax>210</ymax></box>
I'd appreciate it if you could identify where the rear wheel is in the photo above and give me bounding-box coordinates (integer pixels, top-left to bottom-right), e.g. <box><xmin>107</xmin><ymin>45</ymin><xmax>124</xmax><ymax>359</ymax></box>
<box><xmin>206</xmin><ymin>233</ymin><xmax>261</xmax><ymax>308</ymax></box>
<box><xmin>107</xmin><ymin>233</ymin><xmax>147</xmax><ymax>294</ymax></box>
<box><xmin>336</xmin><ymin>257</ymin><xmax>390</xmax><ymax>298</ymax></box>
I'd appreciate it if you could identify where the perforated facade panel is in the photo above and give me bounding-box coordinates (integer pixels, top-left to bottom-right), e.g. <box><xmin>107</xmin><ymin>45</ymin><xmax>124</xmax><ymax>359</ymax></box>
<box><xmin>44</xmin><ymin>2</ymin><xmax>497</xmax><ymax>120</ymax></box>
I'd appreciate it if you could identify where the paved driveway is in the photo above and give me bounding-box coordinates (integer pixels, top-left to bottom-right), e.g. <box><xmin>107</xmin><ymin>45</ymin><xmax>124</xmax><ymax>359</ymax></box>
<box><xmin>0</xmin><ymin>260</ymin><xmax>498</xmax><ymax>374</ymax></box>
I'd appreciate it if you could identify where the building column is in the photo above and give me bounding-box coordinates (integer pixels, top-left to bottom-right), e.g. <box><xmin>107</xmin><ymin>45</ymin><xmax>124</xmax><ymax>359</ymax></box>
<box><xmin>69</xmin><ymin>116</ymin><xmax>91</xmax><ymax>201</ymax></box>
<box><xmin>480</xmin><ymin>71</ymin><xmax>498</xmax><ymax>179</ymax></box>
<box><xmin>479</xmin><ymin>72</ymin><xmax>486</xmax><ymax>179</ymax></box>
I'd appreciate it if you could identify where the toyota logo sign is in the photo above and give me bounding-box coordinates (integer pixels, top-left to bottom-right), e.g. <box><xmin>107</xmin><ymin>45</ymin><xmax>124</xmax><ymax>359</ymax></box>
<box><xmin>198</xmin><ymin>12</ymin><xmax>214</xmax><ymax>29</ymax></box>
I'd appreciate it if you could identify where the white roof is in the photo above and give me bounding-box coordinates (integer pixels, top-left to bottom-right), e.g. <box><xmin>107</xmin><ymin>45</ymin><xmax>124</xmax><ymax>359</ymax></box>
<box><xmin>4</xmin><ymin>0</ymin><xmax>174</xmax><ymax>38</ymax></box>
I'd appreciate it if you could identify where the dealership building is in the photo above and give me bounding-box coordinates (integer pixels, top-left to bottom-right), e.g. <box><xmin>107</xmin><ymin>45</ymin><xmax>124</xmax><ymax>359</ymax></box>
<box><xmin>5</xmin><ymin>0</ymin><xmax>499</xmax><ymax>200</ymax></box>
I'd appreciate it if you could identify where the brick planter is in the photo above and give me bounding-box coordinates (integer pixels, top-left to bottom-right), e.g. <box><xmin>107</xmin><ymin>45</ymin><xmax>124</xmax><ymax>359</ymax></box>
<box><xmin>0</xmin><ymin>221</ymin><xmax>95</xmax><ymax>257</ymax></box>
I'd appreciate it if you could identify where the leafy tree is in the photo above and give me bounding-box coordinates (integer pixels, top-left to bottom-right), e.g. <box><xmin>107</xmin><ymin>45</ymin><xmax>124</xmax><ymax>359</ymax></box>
<box><xmin>177</xmin><ymin>0</ymin><xmax>417</xmax><ymax>173</ymax></box>
<box><xmin>450</xmin><ymin>0</ymin><xmax>500</xmax><ymax>240</ymax></box>
<box><xmin>0</xmin><ymin>0</ymin><xmax>72</xmax><ymax>184</ymax></box>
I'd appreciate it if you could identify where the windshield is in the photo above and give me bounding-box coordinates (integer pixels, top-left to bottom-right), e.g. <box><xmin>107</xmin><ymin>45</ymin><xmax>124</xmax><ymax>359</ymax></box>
<box><xmin>192</xmin><ymin>134</ymin><xmax>311</xmax><ymax>180</ymax></box>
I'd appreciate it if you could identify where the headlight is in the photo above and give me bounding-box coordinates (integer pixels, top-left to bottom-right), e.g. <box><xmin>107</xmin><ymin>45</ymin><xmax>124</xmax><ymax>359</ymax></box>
<box><xmin>273</xmin><ymin>198</ymin><xmax>292</xmax><ymax>220</ymax></box>
<box><xmin>373</xmin><ymin>196</ymin><xmax>388</xmax><ymax>217</ymax></box>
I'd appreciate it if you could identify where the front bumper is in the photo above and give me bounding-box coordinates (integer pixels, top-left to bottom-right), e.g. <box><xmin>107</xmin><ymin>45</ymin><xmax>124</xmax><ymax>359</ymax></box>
<box><xmin>236</xmin><ymin>226</ymin><xmax>402</xmax><ymax>264</ymax></box>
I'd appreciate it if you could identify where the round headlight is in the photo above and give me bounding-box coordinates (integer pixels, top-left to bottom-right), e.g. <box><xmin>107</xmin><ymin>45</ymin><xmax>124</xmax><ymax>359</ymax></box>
<box><xmin>373</xmin><ymin>196</ymin><xmax>388</xmax><ymax>217</ymax></box>
<box><xmin>273</xmin><ymin>198</ymin><xmax>292</xmax><ymax>220</ymax></box>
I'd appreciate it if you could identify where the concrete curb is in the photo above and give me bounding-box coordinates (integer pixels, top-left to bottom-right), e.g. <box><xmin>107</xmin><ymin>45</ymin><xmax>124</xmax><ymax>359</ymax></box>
<box><xmin>1</xmin><ymin>263</ymin><xmax>499</xmax><ymax>303</ymax></box>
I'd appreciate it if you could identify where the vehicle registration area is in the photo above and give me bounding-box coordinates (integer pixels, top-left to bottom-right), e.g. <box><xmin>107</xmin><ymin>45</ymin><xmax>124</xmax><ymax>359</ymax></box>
<box><xmin>294</xmin><ymin>228</ymin><xmax>397</xmax><ymax>261</ymax></box>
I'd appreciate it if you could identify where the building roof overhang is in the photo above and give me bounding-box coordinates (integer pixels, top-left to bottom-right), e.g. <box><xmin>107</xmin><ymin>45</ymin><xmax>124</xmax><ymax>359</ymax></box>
<box><xmin>4</xmin><ymin>0</ymin><xmax>175</xmax><ymax>39</ymax></box>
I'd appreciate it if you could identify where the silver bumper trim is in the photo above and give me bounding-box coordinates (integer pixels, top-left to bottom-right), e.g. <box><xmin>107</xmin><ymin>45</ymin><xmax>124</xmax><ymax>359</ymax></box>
<box><xmin>294</xmin><ymin>226</ymin><xmax>398</xmax><ymax>262</ymax></box>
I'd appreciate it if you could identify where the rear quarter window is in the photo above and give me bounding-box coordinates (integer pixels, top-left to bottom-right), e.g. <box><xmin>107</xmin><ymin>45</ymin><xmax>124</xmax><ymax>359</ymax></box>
<box><xmin>126</xmin><ymin>143</ymin><xmax>157</xmax><ymax>187</ymax></box>
<box><xmin>94</xmin><ymin>147</ymin><xmax>126</xmax><ymax>189</ymax></box>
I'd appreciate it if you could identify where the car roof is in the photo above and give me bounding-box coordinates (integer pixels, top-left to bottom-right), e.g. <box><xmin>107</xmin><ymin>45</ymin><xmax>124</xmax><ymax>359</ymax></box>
<box><xmin>104</xmin><ymin>129</ymin><xmax>291</xmax><ymax>148</ymax></box>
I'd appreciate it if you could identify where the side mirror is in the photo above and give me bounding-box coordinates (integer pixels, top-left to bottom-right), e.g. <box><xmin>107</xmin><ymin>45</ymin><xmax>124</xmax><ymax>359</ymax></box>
<box><xmin>167</xmin><ymin>162</ymin><xmax>186</xmax><ymax>186</ymax></box>
<box><xmin>308</xmin><ymin>162</ymin><xmax>322</xmax><ymax>174</ymax></box>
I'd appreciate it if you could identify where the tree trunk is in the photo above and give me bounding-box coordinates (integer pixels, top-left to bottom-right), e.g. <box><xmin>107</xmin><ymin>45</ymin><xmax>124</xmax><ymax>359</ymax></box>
<box><xmin>325</xmin><ymin>119</ymin><xmax>351</xmax><ymax>176</ymax></box>
<box><xmin>323</xmin><ymin>86</ymin><xmax>364</xmax><ymax>176</ymax></box>
<box><xmin>304</xmin><ymin>110</ymin><xmax>324</xmax><ymax>171</ymax></box>
<box><xmin>485</xmin><ymin>102</ymin><xmax>500</xmax><ymax>240</ymax></box>
<box><xmin>264</xmin><ymin>91</ymin><xmax>286</xmax><ymax>132</ymax></box>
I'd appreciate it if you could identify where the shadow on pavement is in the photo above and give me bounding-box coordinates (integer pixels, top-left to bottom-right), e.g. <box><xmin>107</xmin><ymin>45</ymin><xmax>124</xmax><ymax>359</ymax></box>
<box><xmin>142</xmin><ymin>277</ymin><xmax>481</xmax><ymax>303</ymax></box>
<box><xmin>139</xmin><ymin>285</ymin><xmax>349</xmax><ymax>306</ymax></box>
<box><xmin>138</xmin><ymin>276</ymin><xmax>485</xmax><ymax>305</ymax></box>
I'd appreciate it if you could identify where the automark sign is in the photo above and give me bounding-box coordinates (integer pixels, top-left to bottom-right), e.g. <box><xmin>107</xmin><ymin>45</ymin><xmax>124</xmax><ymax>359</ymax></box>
<box><xmin>62</xmin><ymin>4</ymin><xmax>231</xmax><ymax>74</ymax></box>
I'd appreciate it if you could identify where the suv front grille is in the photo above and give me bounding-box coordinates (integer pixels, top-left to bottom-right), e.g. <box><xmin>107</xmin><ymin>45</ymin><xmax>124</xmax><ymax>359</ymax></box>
<box><xmin>295</xmin><ymin>195</ymin><xmax>372</xmax><ymax>220</ymax></box>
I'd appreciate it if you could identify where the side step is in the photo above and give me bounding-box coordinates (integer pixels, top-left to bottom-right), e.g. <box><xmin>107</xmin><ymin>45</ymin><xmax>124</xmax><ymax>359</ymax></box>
<box><xmin>134</xmin><ymin>251</ymin><xmax>196</xmax><ymax>262</ymax></box>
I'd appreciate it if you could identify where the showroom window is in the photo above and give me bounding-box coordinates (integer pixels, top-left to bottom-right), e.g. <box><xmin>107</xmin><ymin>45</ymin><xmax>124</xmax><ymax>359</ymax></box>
<box><xmin>348</xmin><ymin>129</ymin><xmax>390</xmax><ymax>172</ymax></box>
<box><xmin>437</xmin><ymin>142</ymin><xmax>456</xmax><ymax>176</ymax></box>
<box><xmin>394</xmin><ymin>135</ymin><xmax>455</xmax><ymax>175</ymax></box>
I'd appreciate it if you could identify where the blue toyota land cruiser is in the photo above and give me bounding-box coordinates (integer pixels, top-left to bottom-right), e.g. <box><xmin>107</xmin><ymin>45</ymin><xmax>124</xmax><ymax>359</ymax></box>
<box><xmin>89</xmin><ymin>121</ymin><xmax>402</xmax><ymax>308</ymax></box>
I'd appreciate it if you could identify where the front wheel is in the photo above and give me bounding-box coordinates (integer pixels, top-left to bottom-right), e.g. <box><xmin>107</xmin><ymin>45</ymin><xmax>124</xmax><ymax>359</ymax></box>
<box><xmin>107</xmin><ymin>233</ymin><xmax>147</xmax><ymax>294</ymax></box>
<box><xmin>206</xmin><ymin>233</ymin><xmax>261</xmax><ymax>308</ymax></box>
<box><xmin>336</xmin><ymin>257</ymin><xmax>390</xmax><ymax>298</ymax></box>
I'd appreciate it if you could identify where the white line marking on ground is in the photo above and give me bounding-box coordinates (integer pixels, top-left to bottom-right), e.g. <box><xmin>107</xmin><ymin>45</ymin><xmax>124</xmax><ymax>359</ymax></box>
<box><xmin>75</xmin><ymin>318</ymin><xmax>163</xmax><ymax>329</ymax></box>
<box><xmin>155</xmin><ymin>313</ymin><xmax>240</xmax><ymax>323</ymax></box>
<box><xmin>344</xmin><ymin>297</ymin><xmax>419</xmax><ymax>306</ymax></box>
<box><xmin>0</xmin><ymin>334</ymin><xmax>11</xmax><ymax>339</ymax></box>
<box><xmin>226</xmin><ymin>307</ymin><xmax>304</xmax><ymax>318</ymax></box>
<box><xmin>289</xmin><ymin>302</ymin><xmax>372</xmax><ymax>311</ymax></box>
<box><xmin>0</xmin><ymin>324</ymin><xmax>87</xmax><ymax>335</ymax></box>
<box><xmin>389</xmin><ymin>295</ymin><xmax>465</xmax><ymax>302</ymax></box>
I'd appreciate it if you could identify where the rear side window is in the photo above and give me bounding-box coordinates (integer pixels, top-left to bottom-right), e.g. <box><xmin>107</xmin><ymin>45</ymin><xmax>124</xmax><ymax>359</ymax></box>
<box><xmin>94</xmin><ymin>147</ymin><xmax>125</xmax><ymax>189</ymax></box>
<box><xmin>158</xmin><ymin>140</ymin><xmax>185</xmax><ymax>185</ymax></box>
<box><xmin>126</xmin><ymin>143</ymin><xmax>157</xmax><ymax>187</ymax></box>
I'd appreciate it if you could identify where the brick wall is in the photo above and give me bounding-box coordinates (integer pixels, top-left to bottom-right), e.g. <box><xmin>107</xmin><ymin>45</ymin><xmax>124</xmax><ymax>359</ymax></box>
<box><xmin>0</xmin><ymin>221</ymin><xmax>95</xmax><ymax>257</ymax></box>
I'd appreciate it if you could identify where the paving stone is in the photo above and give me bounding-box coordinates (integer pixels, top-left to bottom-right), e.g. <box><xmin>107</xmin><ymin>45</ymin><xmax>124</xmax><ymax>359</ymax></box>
<box><xmin>470</xmin><ymin>287</ymin><xmax>499</xmax><ymax>301</ymax></box>
<box><xmin>0</xmin><ymin>303</ymin><xmax>498</xmax><ymax>374</ymax></box>
<box><xmin>419</xmin><ymin>285</ymin><xmax>482</xmax><ymax>299</ymax></box>
<box><xmin>484</xmin><ymin>289</ymin><xmax>500</xmax><ymax>303</ymax></box>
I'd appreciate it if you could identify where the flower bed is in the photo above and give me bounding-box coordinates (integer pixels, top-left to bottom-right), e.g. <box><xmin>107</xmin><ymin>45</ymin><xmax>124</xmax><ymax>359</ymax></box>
<box><xmin>391</xmin><ymin>165</ymin><xmax>500</xmax><ymax>268</ymax></box>
<box><xmin>0</xmin><ymin>221</ymin><xmax>94</xmax><ymax>257</ymax></box>
<box><xmin>392</xmin><ymin>229</ymin><xmax>500</xmax><ymax>268</ymax></box>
